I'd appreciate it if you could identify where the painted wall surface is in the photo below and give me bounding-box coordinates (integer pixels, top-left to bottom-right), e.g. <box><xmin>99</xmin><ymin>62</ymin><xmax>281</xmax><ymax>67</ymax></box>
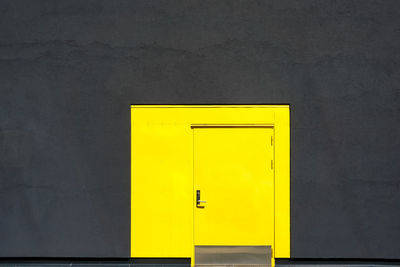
<box><xmin>1</xmin><ymin>0</ymin><xmax>400</xmax><ymax>259</ymax></box>
<box><xmin>130</xmin><ymin>106</ymin><xmax>290</xmax><ymax>259</ymax></box>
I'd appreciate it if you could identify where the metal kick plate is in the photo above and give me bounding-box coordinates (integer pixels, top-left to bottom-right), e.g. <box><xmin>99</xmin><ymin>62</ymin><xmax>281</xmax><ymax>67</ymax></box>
<box><xmin>195</xmin><ymin>246</ymin><xmax>271</xmax><ymax>267</ymax></box>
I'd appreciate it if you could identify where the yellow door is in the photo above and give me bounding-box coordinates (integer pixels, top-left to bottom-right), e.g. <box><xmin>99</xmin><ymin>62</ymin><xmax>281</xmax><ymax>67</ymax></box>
<box><xmin>194</xmin><ymin>127</ymin><xmax>274</xmax><ymax>247</ymax></box>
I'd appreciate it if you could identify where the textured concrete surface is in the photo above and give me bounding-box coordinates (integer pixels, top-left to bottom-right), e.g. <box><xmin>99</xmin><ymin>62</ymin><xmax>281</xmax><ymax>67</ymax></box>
<box><xmin>1</xmin><ymin>0</ymin><xmax>400</xmax><ymax>259</ymax></box>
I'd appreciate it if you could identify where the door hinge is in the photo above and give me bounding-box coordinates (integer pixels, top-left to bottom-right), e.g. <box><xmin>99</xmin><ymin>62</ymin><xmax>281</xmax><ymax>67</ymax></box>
<box><xmin>271</xmin><ymin>159</ymin><xmax>273</xmax><ymax>169</ymax></box>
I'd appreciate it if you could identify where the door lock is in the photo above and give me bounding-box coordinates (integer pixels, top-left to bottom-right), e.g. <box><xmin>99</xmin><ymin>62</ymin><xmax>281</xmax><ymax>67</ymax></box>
<box><xmin>196</xmin><ymin>190</ymin><xmax>207</xmax><ymax>207</ymax></box>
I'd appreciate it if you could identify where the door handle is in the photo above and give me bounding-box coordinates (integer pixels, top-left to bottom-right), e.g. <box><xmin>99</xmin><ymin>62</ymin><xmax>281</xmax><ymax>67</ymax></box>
<box><xmin>196</xmin><ymin>190</ymin><xmax>207</xmax><ymax>206</ymax></box>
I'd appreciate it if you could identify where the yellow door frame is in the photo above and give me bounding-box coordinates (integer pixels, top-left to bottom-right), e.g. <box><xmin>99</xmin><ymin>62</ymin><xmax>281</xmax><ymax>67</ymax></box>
<box><xmin>130</xmin><ymin>105</ymin><xmax>290</xmax><ymax>263</ymax></box>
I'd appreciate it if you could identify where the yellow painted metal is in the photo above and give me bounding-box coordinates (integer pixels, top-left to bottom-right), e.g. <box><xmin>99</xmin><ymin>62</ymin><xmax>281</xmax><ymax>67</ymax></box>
<box><xmin>130</xmin><ymin>105</ymin><xmax>290</xmax><ymax>261</ymax></box>
<box><xmin>194</xmin><ymin>127</ymin><xmax>274</xmax><ymax>246</ymax></box>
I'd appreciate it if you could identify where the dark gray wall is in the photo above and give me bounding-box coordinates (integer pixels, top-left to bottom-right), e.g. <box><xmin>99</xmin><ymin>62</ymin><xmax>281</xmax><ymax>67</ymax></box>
<box><xmin>1</xmin><ymin>0</ymin><xmax>400</xmax><ymax>259</ymax></box>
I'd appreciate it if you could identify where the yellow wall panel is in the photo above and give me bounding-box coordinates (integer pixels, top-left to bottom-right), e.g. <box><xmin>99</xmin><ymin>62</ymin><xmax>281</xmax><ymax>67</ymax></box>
<box><xmin>131</xmin><ymin>105</ymin><xmax>290</xmax><ymax>261</ymax></box>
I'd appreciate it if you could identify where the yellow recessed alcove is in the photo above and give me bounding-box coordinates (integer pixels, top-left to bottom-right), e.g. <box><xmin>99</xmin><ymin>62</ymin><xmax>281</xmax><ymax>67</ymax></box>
<box><xmin>131</xmin><ymin>105</ymin><xmax>290</xmax><ymax>266</ymax></box>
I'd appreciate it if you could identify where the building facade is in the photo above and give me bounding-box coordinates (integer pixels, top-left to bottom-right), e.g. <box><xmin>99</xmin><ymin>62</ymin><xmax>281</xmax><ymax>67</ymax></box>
<box><xmin>1</xmin><ymin>0</ymin><xmax>400</xmax><ymax>266</ymax></box>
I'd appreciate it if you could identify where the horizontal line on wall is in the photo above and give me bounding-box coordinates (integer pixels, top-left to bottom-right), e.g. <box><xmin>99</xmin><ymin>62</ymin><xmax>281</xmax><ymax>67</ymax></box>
<box><xmin>130</xmin><ymin>104</ymin><xmax>290</xmax><ymax>108</ymax></box>
<box><xmin>276</xmin><ymin>258</ymin><xmax>400</xmax><ymax>265</ymax></box>
<box><xmin>191</xmin><ymin>124</ymin><xmax>274</xmax><ymax>128</ymax></box>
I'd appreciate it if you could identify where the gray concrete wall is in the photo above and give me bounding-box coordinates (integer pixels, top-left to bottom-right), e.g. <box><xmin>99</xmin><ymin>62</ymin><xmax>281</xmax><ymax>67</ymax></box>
<box><xmin>1</xmin><ymin>0</ymin><xmax>400</xmax><ymax>259</ymax></box>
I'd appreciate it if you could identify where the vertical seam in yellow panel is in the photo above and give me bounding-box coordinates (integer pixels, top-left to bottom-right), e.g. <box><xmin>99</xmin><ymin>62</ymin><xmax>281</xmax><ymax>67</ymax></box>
<box><xmin>273</xmin><ymin>126</ymin><xmax>276</xmax><ymax>265</ymax></box>
<box><xmin>192</xmin><ymin>128</ymin><xmax>195</xmax><ymax>267</ymax></box>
